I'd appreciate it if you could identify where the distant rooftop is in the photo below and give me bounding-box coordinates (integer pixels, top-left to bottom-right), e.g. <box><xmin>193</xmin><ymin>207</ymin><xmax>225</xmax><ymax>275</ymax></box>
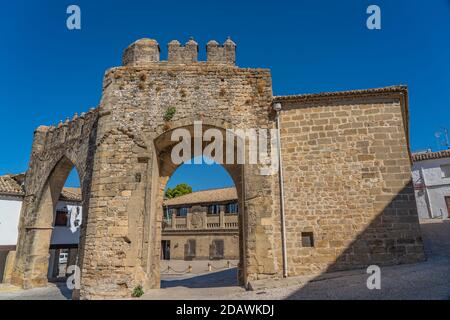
<box><xmin>0</xmin><ymin>175</ymin><xmax>24</xmax><ymax>196</ymax></box>
<box><xmin>412</xmin><ymin>150</ymin><xmax>450</xmax><ymax>162</ymax></box>
<box><xmin>274</xmin><ymin>85</ymin><xmax>408</xmax><ymax>102</ymax></box>
<box><xmin>164</xmin><ymin>187</ymin><xmax>237</xmax><ymax>207</ymax></box>
<box><xmin>0</xmin><ymin>174</ymin><xmax>82</xmax><ymax>202</ymax></box>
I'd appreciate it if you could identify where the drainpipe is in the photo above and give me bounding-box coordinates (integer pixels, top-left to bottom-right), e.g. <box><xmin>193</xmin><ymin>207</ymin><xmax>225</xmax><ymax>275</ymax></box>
<box><xmin>420</xmin><ymin>167</ymin><xmax>434</xmax><ymax>218</ymax></box>
<box><xmin>272</xmin><ymin>102</ymin><xmax>288</xmax><ymax>278</ymax></box>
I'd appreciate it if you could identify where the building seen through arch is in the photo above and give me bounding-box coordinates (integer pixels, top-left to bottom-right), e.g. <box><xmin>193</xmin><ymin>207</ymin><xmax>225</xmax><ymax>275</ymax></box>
<box><xmin>162</xmin><ymin>187</ymin><xmax>239</xmax><ymax>261</ymax></box>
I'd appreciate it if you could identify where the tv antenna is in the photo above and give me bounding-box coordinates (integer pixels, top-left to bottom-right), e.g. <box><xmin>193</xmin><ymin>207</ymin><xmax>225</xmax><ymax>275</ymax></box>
<box><xmin>435</xmin><ymin>127</ymin><xmax>449</xmax><ymax>149</ymax></box>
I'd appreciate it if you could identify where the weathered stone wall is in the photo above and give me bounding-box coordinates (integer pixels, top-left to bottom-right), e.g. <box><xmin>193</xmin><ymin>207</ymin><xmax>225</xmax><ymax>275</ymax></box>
<box><xmin>79</xmin><ymin>38</ymin><xmax>280</xmax><ymax>299</ymax></box>
<box><xmin>275</xmin><ymin>89</ymin><xmax>425</xmax><ymax>276</ymax></box>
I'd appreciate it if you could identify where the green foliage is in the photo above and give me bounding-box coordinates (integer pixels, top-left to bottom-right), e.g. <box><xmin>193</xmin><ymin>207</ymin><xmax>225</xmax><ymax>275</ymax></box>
<box><xmin>131</xmin><ymin>285</ymin><xmax>144</xmax><ymax>298</ymax></box>
<box><xmin>165</xmin><ymin>183</ymin><xmax>193</xmax><ymax>199</ymax></box>
<box><xmin>163</xmin><ymin>107</ymin><xmax>176</xmax><ymax>121</ymax></box>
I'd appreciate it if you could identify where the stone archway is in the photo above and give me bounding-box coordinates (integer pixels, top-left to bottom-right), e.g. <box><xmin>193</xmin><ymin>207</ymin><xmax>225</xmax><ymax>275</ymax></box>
<box><xmin>15</xmin><ymin>43</ymin><xmax>281</xmax><ymax>298</ymax></box>
<box><xmin>145</xmin><ymin>123</ymin><xmax>249</xmax><ymax>288</ymax></box>
<box><xmin>12</xmin><ymin>156</ymin><xmax>77</xmax><ymax>288</ymax></box>
<box><xmin>11</xmin><ymin>37</ymin><xmax>284</xmax><ymax>299</ymax></box>
<box><xmin>11</xmin><ymin>110</ymin><xmax>98</xmax><ymax>290</ymax></box>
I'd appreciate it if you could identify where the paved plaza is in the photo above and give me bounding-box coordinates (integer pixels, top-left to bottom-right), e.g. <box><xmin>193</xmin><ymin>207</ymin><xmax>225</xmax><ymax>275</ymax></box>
<box><xmin>1</xmin><ymin>219</ymin><xmax>449</xmax><ymax>300</ymax></box>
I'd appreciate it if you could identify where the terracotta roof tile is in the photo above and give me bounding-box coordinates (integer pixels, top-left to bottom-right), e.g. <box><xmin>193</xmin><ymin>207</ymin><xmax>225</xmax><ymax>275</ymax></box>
<box><xmin>60</xmin><ymin>187</ymin><xmax>82</xmax><ymax>202</ymax></box>
<box><xmin>412</xmin><ymin>150</ymin><xmax>450</xmax><ymax>162</ymax></box>
<box><xmin>0</xmin><ymin>175</ymin><xmax>24</xmax><ymax>196</ymax></box>
<box><xmin>273</xmin><ymin>85</ymin><xmax>407</xmax><ymax>102</ymax></box>
<box><xmin>0</xmin><ymin>174</ymin><xmax>81</xmax><ymax>202</ymax></box>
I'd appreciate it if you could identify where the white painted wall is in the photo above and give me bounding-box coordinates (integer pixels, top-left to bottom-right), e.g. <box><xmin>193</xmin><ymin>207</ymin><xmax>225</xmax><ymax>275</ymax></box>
<box><xmin>0</xmin><ymin>197</ymin><xmax>81</xmax><ymax>247</ymax></box>
<box><xmin>0</xmin><ymin>197</ymin><xmax>22</xmax><ymax>246</ymax></box>
<box><xmin>50</xmin><ymin>201</ymin><xmax>82</xmax><ymax>245</ymax></box>
<box><xmin>412</xmin><ymin>156</ymin><xmax>450</xmax><ymax>219</ymax></box>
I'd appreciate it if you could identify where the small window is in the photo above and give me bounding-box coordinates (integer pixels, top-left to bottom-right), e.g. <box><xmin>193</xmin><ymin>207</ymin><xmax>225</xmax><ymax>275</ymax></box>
<box><xmin>177</xmin><ymin>207</ymin><xmax>188</xmax><ymax>217</ymax></box>
<box><xmin>441</xmin><ymin>164</ymin><xmax>450</xmax><ymax>178</ymax></box>
<box><xmin>225</xmin><ymin>203</ymin><xmax>238</xmax><ymax>214</ymax></box>
<box><xmin>208</xmin><ymin>204</ymin><xmax>220</xmax><ymax>215</ymax></box>
<box><xmin>168</xmin><ymin>208</ymin><xmax>177</xmax><ymax>216</ymax></box>
<box><xmin>185</xmin><ymin>239</ymin><xmax>196</xmax><ymax>260</ymax></box>
<box><xmin>54</xmin><ymin>210</ymin><xmax>68</xmax><ymax>226</ymax></box>
<box><xmin>301</xmin><ymin>232</ymin><xmax>314</xmax><ymax>247</ymax></box>
<box><xmin>210</xmin><ymin>239</ymin><xmax>225</xmax><ymax>259</ymax></box>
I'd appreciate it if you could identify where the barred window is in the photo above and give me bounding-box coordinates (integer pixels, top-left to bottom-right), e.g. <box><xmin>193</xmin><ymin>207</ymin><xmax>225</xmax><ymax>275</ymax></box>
<box><xmin>177</xmin><ymin>207</ymin><xmax>188</xmax><ymax>217</ymax></box>
<box><xmin>55</xmin><ymin>210</ymin><xmax>68</xmax><ymax>227</ymax></box>
<box><xmin>225</xmin><ymin>203</ymin><xmax>238</xmax><ymax>214</ymax></box>
<box><xmin>301</xmin><ymin>232</ymin><xmax>314</xmax><ymax>248</ymax></box>
<box><xmin>210</xmin><ymin>239</ymin><xmax>224</xmax><ymax>259</ymax></box>
<box><xmin>185</xmin><ymin>239</ymin><xmax>196</xmax><ymax>259</ymax></box>
<box><xmin>441</xmin><ymin>164</ymin><xmax>450</xmax><ymax>178</ymax></box>
<box><xmin>208</xmin><ymin>204</ymin><xmax>220</xmax><ymax>215</ymax></box>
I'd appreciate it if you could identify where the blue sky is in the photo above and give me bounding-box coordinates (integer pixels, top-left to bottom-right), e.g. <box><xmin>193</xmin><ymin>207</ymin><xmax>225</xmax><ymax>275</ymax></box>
<box><xmin>1</xmin><ymin>0</ymin><xmax>449</xmax><ymax>189</ymax></box>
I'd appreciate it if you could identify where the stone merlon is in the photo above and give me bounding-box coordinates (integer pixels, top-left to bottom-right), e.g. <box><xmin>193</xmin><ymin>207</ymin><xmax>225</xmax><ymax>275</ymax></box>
<box><xmin>122</xmin><ymin>38</ymin><xmax>161</xmax><ymax>66</ymax></box>
<box><xmin>122</xmin><ymin>37</ymin><xmax>236</xmax><ymax>66</ymax></box>
<box><xmin>168</xmin><ymin>38</ymin><xmax>198</xmax><ymax>63</ymax></box>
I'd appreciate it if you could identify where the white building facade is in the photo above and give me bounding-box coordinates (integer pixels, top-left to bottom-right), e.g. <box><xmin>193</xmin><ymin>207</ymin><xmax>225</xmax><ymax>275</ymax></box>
<box><xmin>412</xmin><ymin>150</ymin><xmax>450</xmax><ymax>220</ymax></box>
<box><xmin>0</xmin><ymin>174</ymin><xmax>82</xmax><ymax>283</ymax></box>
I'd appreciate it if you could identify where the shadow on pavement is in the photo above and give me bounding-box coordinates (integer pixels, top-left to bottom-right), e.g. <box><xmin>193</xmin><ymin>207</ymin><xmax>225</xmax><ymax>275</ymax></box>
<box><xmin>49</xmin><ymin>281</ymin><xmax>73</xmax><ymax>299</ymax></box>
<box><xmin>284</xmin><ymin>218</ymin><xmax>450</xmax><ymax>300</ymax></box>
<box><xmin>161</xmin><ymin>268</ymin><xmax>238</xmax><ymax>289</ymax></box>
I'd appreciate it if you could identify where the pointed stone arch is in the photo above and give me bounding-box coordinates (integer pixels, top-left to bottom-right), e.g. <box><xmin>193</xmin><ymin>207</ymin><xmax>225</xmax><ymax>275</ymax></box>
<box><xmin>11</xmin><ymin>111</ymin><xmax>98</xmax><ymax>289</ymax></box>
<box><xmin>143</xmin><ymin>122</ymin><xmax>251</xmax><ymax>288</ymax></box>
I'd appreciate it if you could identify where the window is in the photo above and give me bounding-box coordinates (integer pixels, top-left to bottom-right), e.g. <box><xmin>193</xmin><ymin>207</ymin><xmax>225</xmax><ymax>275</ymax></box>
<box><xmin>208</xmin><ymin>204</ymin><xmax>220</xmax><ymax>215</ymax></box>
<box><xmin>168</xmin><ymin>208</ymin><xmax>177</xmax><ymax>216</ymax></box>
<box><xmin>210</xmin><ymin>239</ymin><xmax>224</xmax><ymax>259</ymax></box>
<box><xmin>225</xmin><ymin>203</ymin><xmax>238</xmax><ymax>214</ymax></box>
<box><xmin>441</xmin><ymin>164</ymin><xmax>450</xmax><ymax>178</ymax></box>
<box><xmin>54</xmin><ymin>210</ymin><xmax>68</xmax><ymax>226</ymax></box>
<box><xmin>184</xmin><ymin>239</ymin><xmax>196</xmax><ymax>260</ymax></box>
<box><xmin>301</xmin><ymin>232</ymin><xmax>314</xmax><ymax>247</ymax></box>
<box><xmin>177</xmin><ymin>207</ymin><xmax>188</xmax><ymax>217</ymax></box>
<box><xmin>163</xmin><ymin>208</ymin><xmax>171</xmax><ymax>220</ymax></box>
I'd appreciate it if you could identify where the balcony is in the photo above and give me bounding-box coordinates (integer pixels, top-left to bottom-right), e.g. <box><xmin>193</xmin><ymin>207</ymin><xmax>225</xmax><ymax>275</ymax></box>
<box><xmin>163</xmin><ymin>211</ymin><xmax>238</xmax><ymax>231</ymax></box>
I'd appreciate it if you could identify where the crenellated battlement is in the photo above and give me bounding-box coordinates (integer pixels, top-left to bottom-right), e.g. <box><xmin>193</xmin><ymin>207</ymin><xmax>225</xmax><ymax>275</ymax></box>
<box><xmin>122</xmin><ymin>37</ymin><xmax>236</xmax><ymax>66</ymax></box>
<box><xmin>206</xmin><ymin>37</ymin><xmax>236</xmax><ymax>65</ymax></box>
<box><xmin>122</xmin><ymin>39</ymin><xmax>160</xmax><ymax>66</ymax></box>
<box><xmin>32</xmin><ymin>108</ymin><xmax>98</xmax><ymax>150</ymax></box>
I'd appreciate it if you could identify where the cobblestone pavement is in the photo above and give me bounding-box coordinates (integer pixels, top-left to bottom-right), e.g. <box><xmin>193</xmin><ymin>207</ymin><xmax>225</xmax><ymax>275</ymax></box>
<box><xmin>1</xmin><ymin>219</ymin><xmax>449</xmax><ymax>300</ymax></box>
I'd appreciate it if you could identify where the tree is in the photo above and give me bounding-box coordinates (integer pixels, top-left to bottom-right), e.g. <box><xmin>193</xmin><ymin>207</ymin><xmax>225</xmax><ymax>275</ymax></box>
<box><xmin>165</xmin><ymin>183</ymin><xmax>193</xmax><ymax>199</ymax></box>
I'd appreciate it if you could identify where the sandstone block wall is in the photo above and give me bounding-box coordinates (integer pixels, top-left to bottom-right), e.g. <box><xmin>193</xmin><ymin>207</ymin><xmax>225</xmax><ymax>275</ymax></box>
<box><xmin>275</xmin><ymin>88</ymin><xmax>425</xmax><ymax>276</ymax></box>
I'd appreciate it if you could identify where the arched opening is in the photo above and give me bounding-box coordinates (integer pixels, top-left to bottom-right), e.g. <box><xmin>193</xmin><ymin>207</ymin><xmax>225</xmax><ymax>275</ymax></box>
<box><xmin>160</xmin><ymin>155</ymin><xmax>240</xmax><ymax>288</ymax></box>
<box><xmin>46</xmin><ymin>166</ymin><xmax>82</xmax><ymax>287</ymax></box>
<box><xmin>13</xmin><ymin>156</ymin><xmax>83</xmax><ymax>292</ymax></box>
<box><xmin>147</xmin><ymin>123</ymin><xmax>247</xmax><ymax>290</ymax></box>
